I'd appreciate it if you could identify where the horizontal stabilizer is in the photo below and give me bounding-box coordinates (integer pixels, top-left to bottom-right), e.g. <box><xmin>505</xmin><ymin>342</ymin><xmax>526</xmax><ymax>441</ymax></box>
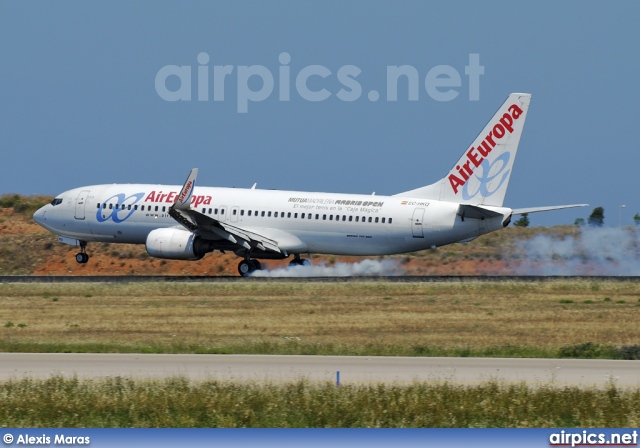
<box><xmin>512</xmin><ymin>204</ymin><xmax>588</xmax><ymax>215</ymax></box>
<box><xmin>457</xmin><ymin>204</ymin><xmax>503</xmax><ymax>220</ymax></box>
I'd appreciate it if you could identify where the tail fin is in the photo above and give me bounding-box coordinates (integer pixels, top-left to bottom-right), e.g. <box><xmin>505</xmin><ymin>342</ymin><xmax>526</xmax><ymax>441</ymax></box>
<box><xmin>395</xmin><ymin>93</ymin><xmax>531</xmax><ymax>206</ymax></box>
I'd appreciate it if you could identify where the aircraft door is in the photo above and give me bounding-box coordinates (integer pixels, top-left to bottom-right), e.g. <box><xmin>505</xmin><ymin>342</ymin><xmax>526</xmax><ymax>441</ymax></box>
<box><xmin>75</xmin><ymin>190</ymin><xmax>90</xmax><ymax>220</ymax></box>
<box><xmin>412</xmin><ymin>208</ymin><xmax>424</xmax><ymax>238</ymax></box>
<box><xmin>231</xmin><ymin>206</ymin><xmax>239</xmax><ymax>223</ymax></box>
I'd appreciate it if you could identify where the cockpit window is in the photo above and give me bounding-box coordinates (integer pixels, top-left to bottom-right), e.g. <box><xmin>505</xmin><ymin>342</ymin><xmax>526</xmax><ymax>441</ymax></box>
<box><xmin>50</xmin><ymin>198</ymin><xmax>63</xmax><ymax>206</ymax></box>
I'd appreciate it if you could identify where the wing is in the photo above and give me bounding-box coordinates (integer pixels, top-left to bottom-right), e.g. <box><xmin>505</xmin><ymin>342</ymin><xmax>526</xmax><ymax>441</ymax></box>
<box><xmin>170</xmin><ymin>206</ymin><xmax>282</xmax><ymax>254</ymax></box>
<box><xmin>168</xmin><ymin>169</ymin><xmax>287</xmax><ymax>257</ymax></box>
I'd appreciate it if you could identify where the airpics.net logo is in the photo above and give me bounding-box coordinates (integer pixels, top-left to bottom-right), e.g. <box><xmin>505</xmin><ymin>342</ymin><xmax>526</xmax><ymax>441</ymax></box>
<box><xmin>154</xmin><ymin>52</ymin><xmax>484</xmax><ymax>113</ymax></box>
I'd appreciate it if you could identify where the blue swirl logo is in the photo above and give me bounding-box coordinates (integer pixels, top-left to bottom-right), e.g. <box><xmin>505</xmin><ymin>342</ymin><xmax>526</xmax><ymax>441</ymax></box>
<box><xmin>462</xmin><ymin>152</ymin><xmax>511</xmax><ymax>200</ymax></box>
<box><xmin>96</xmin><ymin>192</ymin><xmax>145</xmax><ymax>223</ymax></box>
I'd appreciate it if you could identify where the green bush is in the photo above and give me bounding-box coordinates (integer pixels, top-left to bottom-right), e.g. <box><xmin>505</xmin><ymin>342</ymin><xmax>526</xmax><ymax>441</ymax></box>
<box><xmin>559</xmin><ymin>342</ymin><xmax>618</xmax><ymax>359</ymax></box>
<box><xmin>0</xmin><ymin>194</ymin><xmax>53</xmax><ymax>216</ymax></box>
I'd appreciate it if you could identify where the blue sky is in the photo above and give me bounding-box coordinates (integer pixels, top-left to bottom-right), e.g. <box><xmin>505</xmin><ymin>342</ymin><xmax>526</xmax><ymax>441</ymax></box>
<box><xmin>2</xmin><ymin>1</ymin><xmax>639</xmax><ymax>226</ymax></box>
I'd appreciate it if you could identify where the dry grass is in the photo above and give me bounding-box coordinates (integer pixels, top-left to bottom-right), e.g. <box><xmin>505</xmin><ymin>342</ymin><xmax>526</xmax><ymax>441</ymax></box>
<box><xmin>2</xmin><ymin>376</ymin><xmax>639</xmax><ymax>427</ymax></box>
<box><xmin>1</xmin><ymin>281</ymin><xmax>639</xmax><ymax>356</ymax></box>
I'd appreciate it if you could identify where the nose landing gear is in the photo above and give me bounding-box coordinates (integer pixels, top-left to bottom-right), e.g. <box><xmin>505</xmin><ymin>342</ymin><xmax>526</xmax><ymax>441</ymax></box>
<box><xmin>75</xmin><ymin>242</ymin><xmax>89</xmax><ymax>264</ymax></box>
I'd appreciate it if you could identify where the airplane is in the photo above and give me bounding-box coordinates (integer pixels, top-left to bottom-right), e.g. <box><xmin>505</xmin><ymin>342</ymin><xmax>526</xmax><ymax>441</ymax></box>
<box><xmin>33</xmin><ymin>93</ymin><xmax>586</xmax><ymax>276</ymax></box>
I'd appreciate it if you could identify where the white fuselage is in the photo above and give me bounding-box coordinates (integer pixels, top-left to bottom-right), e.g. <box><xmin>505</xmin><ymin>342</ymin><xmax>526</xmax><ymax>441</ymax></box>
<box><xmin>34</xmin><ymin>184</ymin><xmax>511</xmax><ymax>257</ymax></box>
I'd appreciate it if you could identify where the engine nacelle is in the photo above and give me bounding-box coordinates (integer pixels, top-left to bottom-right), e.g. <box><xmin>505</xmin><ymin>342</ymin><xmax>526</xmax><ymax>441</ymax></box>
<box><xmin>146</xmin><ymin>228</ymin><xmax>212</xmax><ymax>260</ymax></box>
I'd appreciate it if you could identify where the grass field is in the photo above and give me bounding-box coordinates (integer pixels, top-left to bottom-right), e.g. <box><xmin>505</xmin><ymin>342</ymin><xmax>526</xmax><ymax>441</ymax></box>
<box><xmin>1</xmin><ymin>280</ymin><xmax>639</xmax><ymax>358</ymax></box>
<box><xmin>2</xmin><ymin>280</ymin><xmax>640</xmax><ymax>428</ymax></box>
<box><xmin>1</xmin><ymin>376</ymin><xmax>639</xmax><ymax>427</ymax></box>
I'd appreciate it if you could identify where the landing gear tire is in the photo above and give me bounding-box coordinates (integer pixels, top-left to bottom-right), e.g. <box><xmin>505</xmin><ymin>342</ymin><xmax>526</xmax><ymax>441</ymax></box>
<box><xmin>288</xmin><ymin>257</ymin><xmax>311</xmax><ymax>267</ymax></box>
<box><xmin>238</xmin><ymin>259</ymin><xmax>262</xmax><ymax>276</ymax></box>
<box><xmin>75</xmin><ymin>241</ymin><xmax>89</xmax><ymax>264</ymax></box>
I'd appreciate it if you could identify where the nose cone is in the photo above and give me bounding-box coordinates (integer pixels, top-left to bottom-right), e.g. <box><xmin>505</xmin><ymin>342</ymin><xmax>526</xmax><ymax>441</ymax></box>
<box><xmin>33</xmin><ymin>205</ymin><xmax>48</xmax><ymax>227</ymax></box>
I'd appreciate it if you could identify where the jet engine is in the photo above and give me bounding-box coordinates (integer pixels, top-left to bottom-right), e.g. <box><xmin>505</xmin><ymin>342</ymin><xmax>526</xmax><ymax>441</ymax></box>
<box><xmin>145</xmin><ymin>228</ymin><xmax>214</xmax><ymax>260</ymax></box>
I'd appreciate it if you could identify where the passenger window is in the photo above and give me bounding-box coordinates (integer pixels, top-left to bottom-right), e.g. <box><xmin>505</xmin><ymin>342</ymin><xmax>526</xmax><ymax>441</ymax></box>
<box><xmin>162</xmin><ymin>206</ymin><xmax>166</xmax><ymax>212</ymax></box>
<box><xmin>315</xmin><ymin>214</ymin><xmax>319</xmax><ymax>220</ymax></box>
<box><xmin>389</xmin><ymin>218</ymin><xmax>393</xmax><ymax>224</ymax></box>
<box><xmin>221</xmin><ymin>209</ymin><xmax>225</xmax><ymax>215</ymax></box>
<box><xmin>375</xmin><ymin>217</ymin><xmax>379</xmax><ymax>223</ymax></box>
<box><xmin>349</xmin><ymin>216</ymin><xmax>353</xmax><ymax>222</ymax></box>
<box><xmin>355</xmin><ymin>216</ymin><xmax>359</xmax><ymax>222</ymax></box>
<box><xmin>202</xmin><ymin>208</ymin><xmax>206</xmax><ymax>213</ymax></box>
<box><xmin>96</xmin><ymin>203</ymin><xmax>100</xmax><ymax>209</ymax></box>
<box><xmin>288</xmin><ymin>212</ymin><xmax>292</xmax><ymax>218</ymax></box>
<box><xmin>103</xmin><ymin>204</ymin><xmax>107</xmax><ymax>209</ymax></box>
<box><xmin>301</xmin><ymin>213</ymin><xmax>305</xmax><ymax>219</ymax></box>
<box><xmin>329</xmin><ymin>215</ymin><xmax>333</xmax><ymax>221</ymax></box>
<box><xmin>248</xmin><ymin>210</ymin><xmax>251</xmax><ymax>216</ymax></box>
<box><xmin>128</xmin><ymin>205</ymin><xmax>131</xmax><ymax>210</ymax></box>
<box><xmin>261</xmin><ymin>211</ymin><xmax>265</xmax><ymax>217</ymax></box>
<box><xmin>135</xmin><ymin>205</ymin><xmax>138</xmax><ymax>210</ymax></box>
<box><xmin>368</xmin><ymin>217</ymin><xmax>372</xmax><ymax>223</ymax></box>
<box><xmin>109</xmin><ymin>204</ymin><xmax>113</xmax><ymax>210</ymax></box>
<box><xmin>342</xmin><ymin>216</ymin><xmax>346</xmax><ymax>222</ymax></box>
<box><xmin>233</xmin><ymin>209</ymin><xmax>237</xmax><ymax>215</ymax></box>
<box><xmin>323</xmin><ymin>214</ymin><xmax>327</xmax><ymax>220</ymax></box>
<box><xmin>268</xmin><ymin>211</ymin><xmax>272</xmax><ymax>217</ymax></box>
<box><xmin>382</xmin><ymin>217</ymin><xmax>386</xmax><ymax>223</ymax></box>
<box><xmin>294</xmin><ymin>213</ymin><xmax>298</xmax><ymax>219</ymax></box>
<box><xmin>155</xmin><ymin>206</ymin><xmax>159</xmax><ymax>212</ymax></box>
<box><xmin>274</xmin><ymin>212</ymin><xmax>278</xmax><ymax>217</ymax></box>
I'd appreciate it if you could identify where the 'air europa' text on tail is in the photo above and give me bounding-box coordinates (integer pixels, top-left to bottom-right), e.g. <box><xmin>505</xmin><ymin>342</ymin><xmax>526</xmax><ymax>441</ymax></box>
<box><xmin>448</xmin><ymin>103</ymin><xmax>524</xmax><ymax>194</ymax></box>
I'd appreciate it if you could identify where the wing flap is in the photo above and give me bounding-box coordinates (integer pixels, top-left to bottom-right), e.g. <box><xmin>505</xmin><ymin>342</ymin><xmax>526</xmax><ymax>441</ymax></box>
<box><xmin>219</xmin><ymin>221</ymin><xmax>281</xmax><ymax>253</ymax></box>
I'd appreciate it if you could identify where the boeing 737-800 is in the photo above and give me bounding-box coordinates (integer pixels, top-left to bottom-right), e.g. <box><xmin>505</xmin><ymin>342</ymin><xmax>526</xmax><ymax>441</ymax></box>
<box><xmin>33</xmin><ymin>93</ymin><xmax>585</xmax><ymax>276</ymax></box>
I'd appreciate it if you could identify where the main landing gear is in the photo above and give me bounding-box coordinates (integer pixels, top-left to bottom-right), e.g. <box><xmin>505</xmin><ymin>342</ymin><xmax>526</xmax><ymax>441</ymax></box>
<box><xmin>237</xmin><ymin>254</ymin><xmax>311</xmax><ymax>276</ymax></box>
<box><xmin>75</xmin><ymin>242</ymin><xmax>89</xmax><ymax>264</ymax></box>
<box><xmin>288</xmin><ymin>255</ymin><xmax>311</xmax><ymax>267</ymax></box>
<box><xmin>238</xmin><ymin>259</ymin><xmax>262</xmax><ymax>276</ymax></box>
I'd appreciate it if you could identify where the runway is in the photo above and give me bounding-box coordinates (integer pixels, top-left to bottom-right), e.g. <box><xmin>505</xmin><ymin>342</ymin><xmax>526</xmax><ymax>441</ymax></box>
<box><xmin>1</xmin><ymin>275</ymin><xmax>640</xmax><ymax>283</ymax></box>
<box><xmin>1</xmin><ymin>353</ymin><xmax>638</xmax><ymax>388</ymax></box>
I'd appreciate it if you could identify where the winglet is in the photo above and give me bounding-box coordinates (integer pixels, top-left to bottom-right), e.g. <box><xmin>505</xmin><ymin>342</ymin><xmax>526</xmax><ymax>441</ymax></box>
<box><xmin>174</xmin><ymin>168</ymin><xmax>198</xmax><ymax>210</ymax></box>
